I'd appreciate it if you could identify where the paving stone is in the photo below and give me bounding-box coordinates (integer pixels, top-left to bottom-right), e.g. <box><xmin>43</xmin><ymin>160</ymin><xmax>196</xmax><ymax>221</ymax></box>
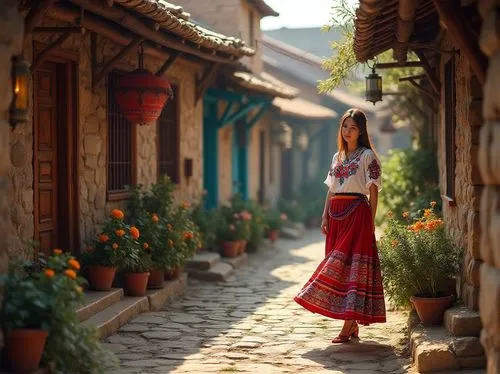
<box><xmin>104</xmin><ymin>230</ymin><xmax>412</xmax><ymax>373</ymax></box>
<box><xmin>141</xmin><ymin>330</ymin><xmax>183</xmax><ymax>340</ymax></box>
<box><xmin>444</xmin><ymin>305</ymin><xmax>482</xmax><ymax>337</ymax></box>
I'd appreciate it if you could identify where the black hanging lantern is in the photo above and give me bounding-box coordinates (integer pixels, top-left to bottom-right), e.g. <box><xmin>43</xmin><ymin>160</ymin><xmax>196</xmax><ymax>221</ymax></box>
<box><xmin>365</xmin><ymin>65</ymin><xmax>382</xmax><ymax>105</ymax></box>
<box><xmin>10</xmin><ymin>55</ymin><xmax>31</xmax><ymax>128</ymax></box>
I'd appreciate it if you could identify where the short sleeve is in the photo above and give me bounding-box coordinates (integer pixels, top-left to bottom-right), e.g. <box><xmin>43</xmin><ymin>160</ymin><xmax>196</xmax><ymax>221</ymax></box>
<box><xmin>363</xmin><ymin>150</ymin><xmax>382</xmax><ymax>191</ymax></box>
<box><xmin>324</xmin><ymin>153</ymin><xmax>338</xmax><ymax>190</ymax></box>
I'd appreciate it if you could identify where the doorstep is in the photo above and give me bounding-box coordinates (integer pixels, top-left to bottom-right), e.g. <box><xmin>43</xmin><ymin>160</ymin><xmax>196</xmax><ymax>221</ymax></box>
<box><xmin>221</xmin><ymin>252</ymin><xmax>248</xmax><ymax>269</ymax></box>
<box><xmin>187</xmin><ymin>262</ymin><xmax>233</xmax><ymax>282</ymax></box>
<box><xmin>410</xmin><ymin>324</ymin><xmax>486</xmax><ymax>373</ymax></box>
<box><xmin>77</xmin><ymin>273</ymin><xmax>188</xmax><ymax>339</ymax></box>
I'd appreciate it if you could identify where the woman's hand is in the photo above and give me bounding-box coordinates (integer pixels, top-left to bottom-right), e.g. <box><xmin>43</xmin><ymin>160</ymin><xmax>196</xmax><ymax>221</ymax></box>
<box><xmin>321</xmin><ymin>216</ymin><xmax>328</xmax><ymax>235</ymax></box>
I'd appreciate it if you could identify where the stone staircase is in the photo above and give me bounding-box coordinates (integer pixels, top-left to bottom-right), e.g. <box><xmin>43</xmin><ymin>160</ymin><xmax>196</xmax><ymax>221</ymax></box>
<box><xmin>185</xmin><ymin>251</ymin><xmax>248</xmax><ymax>282</ymax></box>
<box><xmin>76</xmin><ymin>274</ymin><xmax>187</xmax><ymax>339</ymax></box>
<box><xmin>410</xmin><ymin>304</ymin><xmax>485</xmax><ymax>373</ymax></box>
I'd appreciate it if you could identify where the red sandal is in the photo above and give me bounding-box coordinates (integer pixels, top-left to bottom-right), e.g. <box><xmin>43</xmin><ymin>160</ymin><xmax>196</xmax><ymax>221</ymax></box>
<box><xmin>331</xmin><ymin>322</ymin><xmax>359</xmax><ymax>343</ymax></box>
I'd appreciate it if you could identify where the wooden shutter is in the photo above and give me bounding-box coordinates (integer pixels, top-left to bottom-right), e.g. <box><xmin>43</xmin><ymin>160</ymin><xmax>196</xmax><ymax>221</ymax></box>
<box><xmin>158</xmin><ymin>84</ymin><xmax>179</xmax><ymax>183</ymax></box>
<box><xmin>107</xmin><ymin>70</ymin><xmax>136</xmax><ymax>200</ymax></box>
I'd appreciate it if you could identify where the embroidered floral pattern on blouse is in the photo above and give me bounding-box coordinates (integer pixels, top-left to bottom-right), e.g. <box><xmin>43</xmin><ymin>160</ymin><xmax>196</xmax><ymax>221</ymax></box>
<box><xmin>331</xmin><ymin>154</ymin><xmax>362</xmax><ymax>185</ymax></box>
<box><xmin>368</xmin><ymin>159</ymin><xmax>381</xmax><ymax>180</ymax></box>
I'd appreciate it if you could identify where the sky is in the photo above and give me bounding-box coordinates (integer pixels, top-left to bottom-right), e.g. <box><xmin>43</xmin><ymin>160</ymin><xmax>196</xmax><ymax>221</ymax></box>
<box><xmin>261</xmin><ymin>0</ymin><xmax>358</xmax><ymax>31</ymax></box>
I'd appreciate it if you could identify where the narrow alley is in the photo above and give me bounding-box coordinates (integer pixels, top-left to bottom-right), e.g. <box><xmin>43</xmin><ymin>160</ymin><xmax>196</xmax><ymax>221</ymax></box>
<box><xmin>104</xmin><ymin>232</ymin><xmax>411</xmax><ymax>374</ymax></box>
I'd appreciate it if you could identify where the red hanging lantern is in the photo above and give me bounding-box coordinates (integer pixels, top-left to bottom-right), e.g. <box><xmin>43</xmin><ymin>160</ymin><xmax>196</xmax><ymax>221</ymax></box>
<box><xmin>115</xmin><ymin>44</ymin><xmax>173</xmax><ymax>125</ymax></box>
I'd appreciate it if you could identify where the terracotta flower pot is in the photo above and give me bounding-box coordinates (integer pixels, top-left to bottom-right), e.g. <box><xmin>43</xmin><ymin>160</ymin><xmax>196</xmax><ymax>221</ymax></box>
<box><xmin>165</xmin><ymin>265</ymin><xmax>181</xmax><ymax>280</ymax></box>
<box><xmin>239</xmin><ymin>240</ymin><xmax>247</xmax><ymax>254</ymax></box>
<box><xmin>410</xmin><ymin>294</ymin><xmax>455</xmax><ymax>325</ymax></box>
<box><xmin>268</xmin><ymin>230</ymin><xmax>279</xmax><ymax>243</ymax></box>
<box><xmin>222</xmin><ymin>241</ymin><xmax>239</xmax><ymax>258</ymax></box>
<box><xmin>147</xmin><ymin>268</ymin><xmax>165</xmax><ymax>289</ymax></box>
<box><xmin>123</xmin><ymin>272</ymin><xmax>150</xmax><ymax>296</ymax></box>
<box><xmin>4</xmin><ymin>329</ymin><xmax>48</xmax><ymax>372</ymax></box>
<box><xmin>89</xmin><ymin>266</ymin><xmax>117</xmax><ymax>291</ymax></box>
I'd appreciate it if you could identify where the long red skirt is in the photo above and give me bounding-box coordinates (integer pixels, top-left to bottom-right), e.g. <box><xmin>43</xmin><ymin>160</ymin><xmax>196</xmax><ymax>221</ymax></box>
<box><xmin>294</xmin><ymin>195</ymin><xmax>386</xmax><ymax>325</ymax></box>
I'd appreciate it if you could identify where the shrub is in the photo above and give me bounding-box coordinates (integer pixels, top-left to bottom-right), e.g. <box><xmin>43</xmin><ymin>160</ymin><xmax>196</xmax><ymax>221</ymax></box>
<box><xmin>379</xmin><ymin>148</ymin><xmax>441</xmax><ymax>222</ymax></box>
<box><xmin>277</xmin><ymin>198</ymin><xmax>305</xmax><ymax>223</ymax></box>
<box><xmin>377</xmin><ymin>202</ymin><xmax>462</xmax><ymax>308</ymax></box>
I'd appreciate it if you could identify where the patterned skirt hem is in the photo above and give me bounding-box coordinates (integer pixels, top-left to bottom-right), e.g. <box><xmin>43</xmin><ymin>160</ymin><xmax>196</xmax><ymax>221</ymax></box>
<box><xmin>293</xmin><ymin>296</ymin><xmax>387</xmax><ymax>325</ymax></box>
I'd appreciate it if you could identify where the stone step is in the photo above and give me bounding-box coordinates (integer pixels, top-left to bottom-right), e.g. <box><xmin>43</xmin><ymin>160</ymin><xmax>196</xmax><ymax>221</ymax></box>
<box><xmin>221</xmin><ymin>252</ymin><xmax>248</xmax><ymax>269</ymax></box>
<box><xmin>280</xmin><ymin>227</ymin><xmax>303</xmax><ymax>240</ymax></box>
<box><xmin>411</xmin><ymin>325</ymin><xmax>486</xmax><ymax>373</ymax></box>
<box><xmin>147</xmin><ymin>273</ymin><xmax>188</xmax><ymax>311</ymax></box>
<box><xmin>444</xmin><ymin>305</ymin><xmax>482</xmax><ymax>337</ymax></box>
<box><xmin>82</xmin><ymin>296</ymin><xmax>149</xmax><ymax>339</ymax></box>
<box><xmin>77</xmin><ymin>288</ymin><xmax>124</xmax><ymax>322</ymax></box>
<box><xmin>185</xmin><ymin>252</ymin><xmax>220</xmax><ymax>270</ymax></box>
<box><xmin>187</xmin><ymin>262</ymin><xmax>233</xmax><ymax>282</ymax></box>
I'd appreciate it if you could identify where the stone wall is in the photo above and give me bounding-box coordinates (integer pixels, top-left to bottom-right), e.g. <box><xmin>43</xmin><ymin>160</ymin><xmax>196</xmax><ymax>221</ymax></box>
<box><xmin>0</xmin><ymin>0</ymin><xmax>24</xmax><ymax>363</ymax></box>
<box><xmin>437</xmin><ymin>34</ymin><xmax>484</xmax><ymax>310</ymax></box>
<box><xmin>239</xmin><ymin>0</ymin><xmax>263</xmax><ymax>73</ymax></box>
<box><xmin>9</xmin><ymin>18</ymin><xmax>204</xmax><ymax>250</ymax></box>
<box><xmin>478</xmin><ymin>2</ymin><xmax>500</xmax><ymax>372</ymax></box>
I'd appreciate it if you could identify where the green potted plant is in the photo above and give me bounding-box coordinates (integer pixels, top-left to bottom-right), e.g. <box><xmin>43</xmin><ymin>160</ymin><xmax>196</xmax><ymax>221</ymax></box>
<box><xmin>0</xmin><ymin>250</ymin><xmax>86</xmax><ymax>372</ymax></box>
<box><xmin>82</xmin><ymin>208</ymin><xmax>131</xmax><ymax>291</ymax></box>
<box><xmin>378</xmin><ymin>202</ymin><xmax>462</xmax><ymax>325</ymax></box>
<box><xmin>264</xmin><ymin>209</ymin><xmax>287</xmax><ymax>243</ymax></box>
<box><xmin>165</xmin><ymin>202</ymin><xmax>202</xmax><ymax>277</ymax></box>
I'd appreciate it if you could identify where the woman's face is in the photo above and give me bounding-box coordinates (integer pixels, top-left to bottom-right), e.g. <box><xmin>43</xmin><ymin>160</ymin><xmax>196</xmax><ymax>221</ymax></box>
<box><xmin>341</xmin><ymin>117</ymin><xmax>361</xmax><ymax>144</ymax></box>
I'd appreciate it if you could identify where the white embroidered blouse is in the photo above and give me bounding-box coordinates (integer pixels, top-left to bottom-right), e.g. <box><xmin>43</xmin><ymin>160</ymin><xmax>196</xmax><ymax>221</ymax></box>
<box><xmin>324</xmin><ymin>147</ymin><xmax>382</xmax><ymax>195</ymax></box>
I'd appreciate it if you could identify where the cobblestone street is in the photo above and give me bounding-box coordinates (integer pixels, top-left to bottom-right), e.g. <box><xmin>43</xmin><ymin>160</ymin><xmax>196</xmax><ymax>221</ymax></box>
<box><xmin>104</xmin><ymin>231</ymin><xmax>411</xmax><ymax>373</ymax></box>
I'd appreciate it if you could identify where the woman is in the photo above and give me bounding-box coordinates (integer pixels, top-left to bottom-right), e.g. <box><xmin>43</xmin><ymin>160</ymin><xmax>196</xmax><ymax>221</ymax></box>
<box><xmin>294</xmin><ymin>108</ymin><xmax>386</xmax><ymax>343</ymax></box>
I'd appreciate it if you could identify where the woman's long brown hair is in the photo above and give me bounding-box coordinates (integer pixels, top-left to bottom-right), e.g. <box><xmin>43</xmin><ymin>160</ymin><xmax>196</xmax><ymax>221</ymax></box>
<box><xmin>336</xmin><ymin>108</ymin><xmax>377</xmax><ymax>160</ymax></box>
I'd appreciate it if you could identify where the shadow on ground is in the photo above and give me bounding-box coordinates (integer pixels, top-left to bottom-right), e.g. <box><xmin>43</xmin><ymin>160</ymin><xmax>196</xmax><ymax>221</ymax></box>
<box><xmin>104</xmin><ymin>230</ymin><xmax>410</xmax><ymax>373</ymax></box>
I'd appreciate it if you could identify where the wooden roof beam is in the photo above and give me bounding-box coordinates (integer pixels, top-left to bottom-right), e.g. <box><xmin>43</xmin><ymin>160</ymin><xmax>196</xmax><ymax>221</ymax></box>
<box><xmin>432</xmin><ymin>0</ymin><xmax>487</xmax><ymax>84</ymax></box>
<box><xmin>59</xmin><ymin>0</ymin><xmax>237</xmax><ymax>65</ymax></box>
<box><xmin>393</xmin><ymin>0</ymin><xmax>418</xmax><ymax>63</ymax></box>
<box><xmin>415</xmin><ymin>49</ymin><xmax>441</xmax><ymax>97</ymax></box>
<box><xmin>375</xmin><ymin>61</ymin><xmax>423</xmax><ymax>69</ymax></box>
<box><xmin>24</xmin><ymin>0</ymin><xmax>57</xmax><ymax>40</ymax></box>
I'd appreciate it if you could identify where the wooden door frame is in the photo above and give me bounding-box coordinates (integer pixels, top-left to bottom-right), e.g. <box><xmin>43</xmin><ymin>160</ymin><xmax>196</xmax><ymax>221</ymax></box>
<box><xmin>33</xmin><ymin>43</ymin><xmax>80</xmax><ymax>255</ymax></box>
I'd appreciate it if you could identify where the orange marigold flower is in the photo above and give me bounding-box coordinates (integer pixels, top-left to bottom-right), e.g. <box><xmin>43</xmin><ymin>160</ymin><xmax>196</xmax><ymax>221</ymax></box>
<box><xmin>387</xmin><ymin>211</ymin><xmax>394</xmax><ymax>218</ymax></box>
<box><xmin>182</xmin><ymin>201</ymin><xmax>191</xmax><ymax>209</ymax></box>
<box><xmin>99</xmin><ymin>234</ymin><xmax>109</xmax><ymax>243</ymax></box>
<box><xmin>112</xmin><ymin>243</ymin><xmax>119</xmax><ymax>250</ymax></box>
<box><xmin>130</xmin><ymin>226</ymin><xmax>140</xmax><ymax>240</ymax></box>
<box><xmin>143</xmin><ymin>242</ymin><xmax>149</xmax><ymax>249</ymax></box>
<box><xmin>183</xmin><ymin>232</ymin><xmax>194</xmax><ymax>240</ymax></box>
<box><xmin>68</xmin><ymin>259</ymin><xmax>80</xmax><ymax>270</ymax></box>
<box><xmin>430</xmin><ymin>201</ymin><xmax>437</xmax><ymax>207</ymax></box>
<box><xmin>115</xmin><ymin>229</ymin><xmax>126</xmax><ymax>237</ymax></box>
<box><xmin>44</xmin><ymin>269</ymin><xmax>55</xmax><ymax>278</ymax></box>
<box><xmin>53</xmin><ymin>249</ymin><xmax>63</xmax><ymax>255</ymax></box>
<box><xmin>111</xmin><ymin>209</ymin><xmax>124</xmax><ymax>220</ymax></box>
<box><xmin>391</xmin><ymin>239</ymin><xmax>399</xmax><ymax>247</ymax></box>
<box><xmin>168</xmin><ymin>239</ymin><xmax>174</xmax><ymax>247</ymax></box>
<box><xmin>424</xmin><ymin>209</ymin><xmax>432</xmax><ymax>219</ymax></box>
<box><xmin>402</xmin><ymin>211</ymin><xmax>409</xmax><ymax>219</ymax></box>
<box><xmin>64</xmin><ymin>269</ymin><xmax>77</xmax><ymax>280</ymax></box>
<box><xmin>152</xmin><ymin>214</ymin><xmax>159</xmax><ymax>223</ymax></box>
<box><xmin>166</xmin><ymin>224</ymin><xmax>173</xmax><ymax>231</ymax></box>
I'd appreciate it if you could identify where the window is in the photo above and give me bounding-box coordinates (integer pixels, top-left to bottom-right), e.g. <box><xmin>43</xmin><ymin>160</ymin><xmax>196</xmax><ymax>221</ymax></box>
<box><xmin>158</xmin><ymin>84</ymin><xmax>179</xmax><ymax>183</ymax></box>
<box><xmin>248</xmin><ymin>11</ymin><xmax>254</xmax><ymax>47</ymax></box>
<box><xmin>444</xmin><ymin>56</ymin><xmax>456</xmax><ymax>201</ymax></box>
<box><xmin>107</xmin><ymin>71</ymin><xmax>136</xmax><ymax>200</ymax></box>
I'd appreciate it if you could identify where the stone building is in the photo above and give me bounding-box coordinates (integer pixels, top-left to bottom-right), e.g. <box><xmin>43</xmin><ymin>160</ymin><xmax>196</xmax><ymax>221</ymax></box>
<box><xmin>6</xmin><ymin>0</ymin><xmax>255</xmax><ymax>258</ymax></box>
<box><xmin>353</xmin><ymin>0</ymin><xmax>498</xmax><ymax>372</ymax></box>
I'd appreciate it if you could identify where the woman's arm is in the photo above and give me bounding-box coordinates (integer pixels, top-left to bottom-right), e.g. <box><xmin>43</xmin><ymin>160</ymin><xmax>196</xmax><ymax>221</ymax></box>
<box><xmin>321</xmin><ymin>190</ymin><xmax>332</xmax><ymax>234</ymax></box>
<box><xmin>369</xmin><ymin>184</ymin><xmax>378</xmax><ymax>229</ymax></box>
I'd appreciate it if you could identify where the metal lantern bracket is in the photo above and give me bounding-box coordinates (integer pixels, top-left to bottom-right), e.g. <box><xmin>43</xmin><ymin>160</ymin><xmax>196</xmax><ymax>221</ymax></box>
<box><xmin>91</xmin><ymin>33</ymin><xmax>144</xmax><ymax>90</ymax></box>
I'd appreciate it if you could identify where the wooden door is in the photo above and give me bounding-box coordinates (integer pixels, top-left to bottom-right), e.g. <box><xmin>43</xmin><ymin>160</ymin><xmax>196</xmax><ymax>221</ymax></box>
<box><xmin>281</xmin><ymin>148</ymin><xmax>293</xmax><ymax>200</ymax></box>
<box><xmin>33</xmin><ymin>57</ymin><xmax>78</xmax><ymax>257</ymax></box>
<box><xmin>34</xmin><ymin>62</ymin><xmax>59</xmax><ymax>256</ymax></box>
